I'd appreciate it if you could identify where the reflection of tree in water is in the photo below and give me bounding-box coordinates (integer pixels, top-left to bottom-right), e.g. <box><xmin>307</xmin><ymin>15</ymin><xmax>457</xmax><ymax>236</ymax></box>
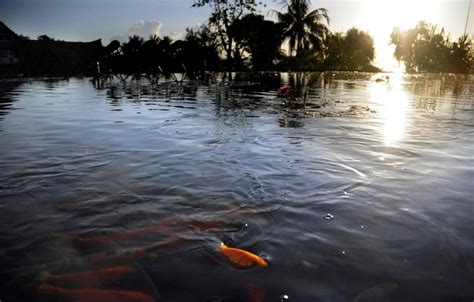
<box><xmin>283</xmin><ymin>72</ymin><xmax>374</xmax><ymax>91</ymax></box>
<box><xmin>0</xmin><ymin>80</ymin><xmax>25</xmax><ymax>122</ymax></box>
<box><xmin>406</xmin><ymin>74</ymin><xmax>473</xmax><ymax>112</ymax></box>
<box><xmin>231</xmin><ymin>72</ymin><xmax>282</xmax><ymax>90</ymax></box>
<box><xmin>209</xmin><ymin>85</ymin><xmax>271</xmax><ymax>120</ymax></box>
<box><xmin>91</xmin><ymin>77</ymin><xmax>200</xmax><ymax>107</ymax></box>
<box><xmin>88</xmin><ymin>72</ymin><xmax>392</xmax><ymax>131</ymax></box>
<box><xmin>41</xmin><ymin>78</ymin><xmax>70</xmax><ymax>90</ymax></box>
<box><xmin>279</xmin><ymin>115</ymin><xmax>305</xmax><ymax>128</ymax></box>
<box><xmin>410</xmin><ymin>74</ymin><xmax>471</xmax><ymax>97</ymax></box>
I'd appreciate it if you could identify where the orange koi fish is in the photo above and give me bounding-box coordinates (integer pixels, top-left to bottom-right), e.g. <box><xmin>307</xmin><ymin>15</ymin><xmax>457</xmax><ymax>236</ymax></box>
<box><xmin>37</xmin><ymin>284</ymin><xmax>155</xmax><ymax>302</ymax></box>
<box><xmin>219</xmin><ymin>243</ymin><xmax>268</xmax><ymax>269</ymax></box>
<box><xmin>72</xmin><ymin>248</ymin><xmax>155</xmax><ymax>270</ymax></box>
<box><xmin>60</xmin><ymin>224</ymin><xmax>174</xmax><ymax>246</ymax></box>
<box><xmin>61</xmin><ymin>219</ymin><xmax>226</xmax><ymax>248</ymax></box>
<box><xmin>41</xmin><ymin>266</ymin><xmax>136</xmax><ymax>286</ymax></box>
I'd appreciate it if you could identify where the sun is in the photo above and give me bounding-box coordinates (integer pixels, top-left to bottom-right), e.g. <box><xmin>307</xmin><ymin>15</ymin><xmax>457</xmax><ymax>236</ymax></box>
<box><xmin>360</xmin><ymin>0</ymin><xmax>441</xmax><ymax>71</ymax></box>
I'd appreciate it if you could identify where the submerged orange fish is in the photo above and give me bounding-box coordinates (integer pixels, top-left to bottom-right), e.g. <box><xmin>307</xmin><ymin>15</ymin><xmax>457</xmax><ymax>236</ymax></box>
<box><xmin>61</xmin><ymin>219</ymin><xmax>226</xmax><ymax>248</ymax></box>
<box><xmin>60</xmin><ymin>224</ymin><xmax>173</xmax><ymax>246</ymax></box>
<box><xmin>37</xmin><ymin>284</ymin><xmax>155</xmax><ymax>302</ymax></box>
<box><xmin>246</xmin><ymin>281</ymin><xmax>266</xmax><ymax>302</ymax></box>
<box><xmin>41</xmin><ymin>266</ymin><xmax>136</xmax><ymax>286</ymax></box>
<box><xmin>78</xmin><ymin>248</ymin><xmax>156</xmax><ymax>270</ymax></box>
<box><xmin>219</xmin><ymin>243</ymin><xmax>268</xmax><ymax>269</ymax></box>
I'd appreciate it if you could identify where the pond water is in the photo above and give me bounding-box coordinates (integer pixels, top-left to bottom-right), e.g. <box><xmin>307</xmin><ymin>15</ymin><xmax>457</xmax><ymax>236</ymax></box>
<box><xmin>0</xmin><ymin>72</ymin><xmax>472</xmax><ymax>302</ymax></box>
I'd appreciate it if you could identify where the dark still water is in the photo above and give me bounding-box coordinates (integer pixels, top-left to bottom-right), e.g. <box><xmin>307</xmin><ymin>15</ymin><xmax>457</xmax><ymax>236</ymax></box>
<box><xmin>0</xmin><ymin>73</ymin><xmax>472</xmax><ymax>302</ymax></box>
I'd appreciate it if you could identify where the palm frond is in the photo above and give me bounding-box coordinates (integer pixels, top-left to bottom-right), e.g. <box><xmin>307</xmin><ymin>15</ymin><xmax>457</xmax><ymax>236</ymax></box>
<box><xmin>304</xmin><ymin>8</ymin><xmax>330</xmax><ymax>25</ymax></box>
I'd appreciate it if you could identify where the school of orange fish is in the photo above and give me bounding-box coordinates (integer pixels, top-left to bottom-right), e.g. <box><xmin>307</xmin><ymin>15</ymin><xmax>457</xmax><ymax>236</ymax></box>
<box><xmin>33</xmin><ymin>204</ymin><xmax>398</xmax><ymax>301</ymax></box>
<box><xmin>34</xmin><ymin>205</ymin><xmax>271</xmax><ymax>302</ymax></box>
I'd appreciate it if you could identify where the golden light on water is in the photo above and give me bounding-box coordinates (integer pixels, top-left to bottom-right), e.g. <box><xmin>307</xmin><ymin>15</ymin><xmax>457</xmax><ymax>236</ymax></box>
<box><xmin>370</xmin><ymin>73</ymin><xmax>409</xmax><ymax>145</ymax></box>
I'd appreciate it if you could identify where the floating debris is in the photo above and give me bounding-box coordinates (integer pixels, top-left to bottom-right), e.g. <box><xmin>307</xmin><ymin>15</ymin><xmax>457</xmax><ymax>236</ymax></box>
<box><xmin>302</xmin><ymin>260</ymin><xmax>318</xmax><ymax>269</ymax></box>
<box><xmin>277</xmin><ymin>85</ymin><xmax>293</xmax><ymax>96</ymax></box>
<box><xmin>324</xmin><ymin>213</ymin><xmax>334</xmax><ymax>220</ymax></box>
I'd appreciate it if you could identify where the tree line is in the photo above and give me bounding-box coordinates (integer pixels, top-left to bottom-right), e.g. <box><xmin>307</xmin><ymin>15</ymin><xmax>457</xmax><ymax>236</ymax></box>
<box><xmin>101</xmin><ymin>0</ymin><xmax>382</xmax><ymax>74</ymax></box>
<box><xmin>17</xmin><ymin>0</ymin><xmax>472</xmax><ymax>75</ymax></box>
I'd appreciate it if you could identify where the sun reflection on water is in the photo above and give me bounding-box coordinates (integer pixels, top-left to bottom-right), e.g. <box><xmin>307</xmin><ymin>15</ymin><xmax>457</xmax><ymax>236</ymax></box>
<box><xmin>370</xmin><ymin>73</ymin><xmax>410</xmax><ymax>146</ymax></box>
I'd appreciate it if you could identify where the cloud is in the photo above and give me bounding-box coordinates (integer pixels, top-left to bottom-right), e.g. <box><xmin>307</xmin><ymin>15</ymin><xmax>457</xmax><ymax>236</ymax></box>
<box><xmin>110</xmin><ymin>20</ymin><xmax>163</xmax><ymax>43</ymax></box>
<box><xmin>167</xmin><ymin>31</ymin><xmax>184</xmax><ymax>41</ymax></box>
<box><xmin>128</xmin><ymin>20</ymin><xmax>162</xmax><ymax>38</ymax></box>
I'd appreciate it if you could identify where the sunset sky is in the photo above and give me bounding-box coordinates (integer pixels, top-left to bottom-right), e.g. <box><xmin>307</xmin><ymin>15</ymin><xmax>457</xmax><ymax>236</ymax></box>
<box><xmin>1</xmin><ymin>0</ymin><xmax>472</xmax><ymax>71</ymax></box>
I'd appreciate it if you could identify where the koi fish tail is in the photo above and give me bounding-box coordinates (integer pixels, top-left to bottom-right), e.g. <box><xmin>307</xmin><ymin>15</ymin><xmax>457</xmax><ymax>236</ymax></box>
<box><xmin>37</xmin><ymin>283</ymin><xmax>69</xmax><ymax>296</ymax></box>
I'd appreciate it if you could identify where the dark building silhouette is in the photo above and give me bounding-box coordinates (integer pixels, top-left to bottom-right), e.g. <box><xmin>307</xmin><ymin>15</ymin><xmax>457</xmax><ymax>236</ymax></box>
<box><xmin>0</xmin><ymin>22</ymin><xmax>106</xmax><ymax>77</ymax></box>
<box><xmin>0</xmin><ymin>22</ymin><xmax>20</xmax><ymax>65</ymax></box>
<box><xmin>19</xmin><ymin>38</ymin><xmax>103</xmax><ymax>76</ymax></box>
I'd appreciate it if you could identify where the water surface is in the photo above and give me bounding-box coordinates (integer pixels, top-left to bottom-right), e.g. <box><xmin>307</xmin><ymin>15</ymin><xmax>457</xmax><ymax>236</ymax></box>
<box><xmin>0</xmin><ymin>73</ymin><xmax>473</xmax><ymax>302</ymax></box>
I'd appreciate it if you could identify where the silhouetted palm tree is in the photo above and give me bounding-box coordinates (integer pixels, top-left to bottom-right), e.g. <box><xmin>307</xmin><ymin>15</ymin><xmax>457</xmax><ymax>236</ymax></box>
<box><xmin>121</xmin><ymin>35</ymin><xmax>144</xmax><ymax>56</ymax></box>
<box><xmin>272</xmin><ymin>0</ymin><xmax>330</xmax><ymax>57</ymax></box>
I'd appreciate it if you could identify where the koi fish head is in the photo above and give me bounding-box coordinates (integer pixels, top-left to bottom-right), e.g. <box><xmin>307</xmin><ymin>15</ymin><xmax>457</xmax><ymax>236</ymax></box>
<box><xmin>256</xmin><ymin>257</ymin><xmax>268</xmax><ymax>268</ymax></box>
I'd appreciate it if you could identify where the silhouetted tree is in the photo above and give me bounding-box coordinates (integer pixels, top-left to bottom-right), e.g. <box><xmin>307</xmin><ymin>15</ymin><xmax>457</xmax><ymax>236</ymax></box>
<box><xmin>184</xmin><ymin>25</ymin><xmax>220</xmax><ymax>70</ymax></box>
<box><xmin>390</xmin><ymin>21</ymin><xmax>472</xmax><ymax>73</ymax></box>
<box><xmin>231</xmin><ymin>14</ymin><xmax>284</xmax><ymax>70</ymax></box>
<box><xmin>325</xmin><ymin>28</ymin><xmax>375</xmax><ymax>71</ymax></box>
<box><xmin>156</xmin><ymin>36</ymin><xmax>174</xmax><ymax>72</ymax></box>
<box><xmin>450</xmin><ymin>35</ymin><xmax>472</xmax><ymax>73</ymax></box>
<box><xmin>192</xmin><ymin>0</ymin><xmax>259</xmax><ymax>69</ymax></box>
<box><xmin>100</xmin><ymin>40</ymin><xmax>121</xmax><ymax>73</ymax></box>
<box><xmin>120</xmin><ymin>35</ymin><xmax>144</xmax><ymax>73</ymax></box>
<box><xmin>272</xmin><ymin>0</ymin><xmax>330</xmax><ymax>57</ymax></box>
<box><xmin>37</xmin><ymin>35</ymin><xmax>54</xmax><ymax>41</ymax></box>
<box><xmin>141</xmin><ymin>35</ymin><xmax>161</xmax><ymax>73</ymax></box>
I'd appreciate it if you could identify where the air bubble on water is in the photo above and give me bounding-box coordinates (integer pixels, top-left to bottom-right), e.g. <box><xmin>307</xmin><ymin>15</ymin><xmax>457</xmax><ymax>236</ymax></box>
<box><xmin>280</xmin><ymin>294</ymin><xmax>289</xmax><ymax>301</ymax></box>
<box><xmin>324</xmin><ymin>213</ymin><xmax>334</xmax><ymax>220</ymax></box>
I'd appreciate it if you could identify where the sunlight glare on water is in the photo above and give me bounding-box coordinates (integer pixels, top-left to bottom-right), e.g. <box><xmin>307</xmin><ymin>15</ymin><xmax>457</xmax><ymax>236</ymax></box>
<box><xmin>369</xmin><ymin>72</ymin><xmax>409</xmax><ymax>145</ymax></box>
